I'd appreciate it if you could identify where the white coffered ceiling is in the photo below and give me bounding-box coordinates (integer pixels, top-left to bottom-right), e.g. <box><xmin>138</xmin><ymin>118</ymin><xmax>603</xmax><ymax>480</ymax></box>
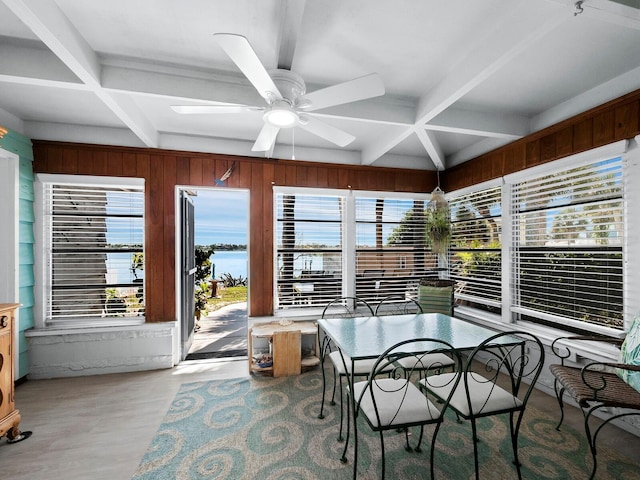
<box><xmin>1</xmin><ymin>0</ymin><xmax>640</xmax><ymax>170</ymax></box>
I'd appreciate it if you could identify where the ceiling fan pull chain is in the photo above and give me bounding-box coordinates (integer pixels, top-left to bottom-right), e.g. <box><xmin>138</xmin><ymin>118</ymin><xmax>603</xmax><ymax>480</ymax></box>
<box><xmin>292</xmin><ymin>128</ymin><xmax>296</xmax><ymax>160</ymax></box>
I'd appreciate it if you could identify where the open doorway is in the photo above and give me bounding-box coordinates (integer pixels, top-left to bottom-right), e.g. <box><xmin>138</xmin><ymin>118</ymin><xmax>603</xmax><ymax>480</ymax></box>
<box><xmin>178</xmin><ymin>187</ymin><xmax>249</xmax><ymax>361</ymax></box>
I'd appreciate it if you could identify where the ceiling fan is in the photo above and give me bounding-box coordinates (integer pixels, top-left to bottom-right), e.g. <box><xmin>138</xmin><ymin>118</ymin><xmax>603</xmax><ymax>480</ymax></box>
<box><xmin>171</xmin><ymin>33</ymin><xmax>385</xmax><ymax>153</ymax></box>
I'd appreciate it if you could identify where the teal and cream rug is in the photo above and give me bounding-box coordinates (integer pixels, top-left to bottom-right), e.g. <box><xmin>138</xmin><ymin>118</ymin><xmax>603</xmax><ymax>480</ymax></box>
<box><xmin>132</xmin><ymin>370</ymin><xmax>638</xmax><ymax>479</ymax></box>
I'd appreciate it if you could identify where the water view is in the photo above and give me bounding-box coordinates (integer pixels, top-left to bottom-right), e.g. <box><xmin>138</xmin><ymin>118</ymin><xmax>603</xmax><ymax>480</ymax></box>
<box><xmin>210</xmin><ymin>250</ymin><xmax>247</xmax><ymax>280</ymax></box>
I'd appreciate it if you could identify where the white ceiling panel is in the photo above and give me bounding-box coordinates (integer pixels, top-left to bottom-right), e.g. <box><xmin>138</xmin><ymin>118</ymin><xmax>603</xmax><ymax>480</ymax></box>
<box><xmin>1</xmin><ymin>0</ymin><xmax>639</xmax><ymax>171</ymax></box>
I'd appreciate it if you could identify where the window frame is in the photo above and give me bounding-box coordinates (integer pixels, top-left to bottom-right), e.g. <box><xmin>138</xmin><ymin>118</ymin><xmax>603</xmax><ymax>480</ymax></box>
<box><xmin>34</xmin><ymin>174</ymin><xmax>146</xmax><ymax>329</ymax></box>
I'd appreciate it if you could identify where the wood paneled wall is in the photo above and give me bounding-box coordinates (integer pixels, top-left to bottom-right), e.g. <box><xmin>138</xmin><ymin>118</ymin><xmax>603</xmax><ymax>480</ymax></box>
<box><xmin>443</xmin><ymin>88</ymin><xmax>640</xmax><ymax>192</ymax></box>
<box><xmin>31</xmin><ymin>142</ymin><xmax>435</xmax><ymax>320</ymax></box>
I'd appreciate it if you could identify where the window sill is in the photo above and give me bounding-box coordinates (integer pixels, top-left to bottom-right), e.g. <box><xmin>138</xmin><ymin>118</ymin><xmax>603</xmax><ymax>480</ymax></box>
<box><xmin>454</xmin><ymin>306</ymin><xmax>621</xmax><ymax>363</ymax></box>
<box><xmin>25</xmin><ymin>320</ymin><xmax>175</xmax><ymax>338</ymax></box>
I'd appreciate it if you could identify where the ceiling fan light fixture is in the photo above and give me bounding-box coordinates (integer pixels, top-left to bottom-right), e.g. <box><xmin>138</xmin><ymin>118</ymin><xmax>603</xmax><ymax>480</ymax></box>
<box><xmin>263</xmin><ymin>101</ymin><xmax>299</xmax><ymax>128</ymax></box>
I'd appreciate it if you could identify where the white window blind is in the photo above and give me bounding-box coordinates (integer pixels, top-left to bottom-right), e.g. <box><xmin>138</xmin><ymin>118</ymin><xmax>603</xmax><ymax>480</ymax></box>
<box><xmin>44</xmin><ymin>182</ymin><xmax>145</xmax><ymax>325</ymax></box>
<box><xmin>449</xmin><ymin>185</ymin><xmax>502</xmax><ymax>312</ymax></box>
<box><xmin>355</xmin><ymin>197</ymin><xmax>434</xmax><ymax>303</ymax></box>
<box><xmin>274</xmin><ymin>193</ymin><xmax>344</xmax><ymax>309</ymax></box>
<box><xmin>511</xmin><ymin>156</ymin><xmax>624</xmax><ymax>330</ymax></box>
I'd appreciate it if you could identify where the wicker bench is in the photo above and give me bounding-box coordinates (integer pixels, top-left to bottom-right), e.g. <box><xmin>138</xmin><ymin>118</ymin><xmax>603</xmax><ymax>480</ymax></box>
<box><xmin>550</xmin><ymin>332</ymin><xmax>640</xmax><ymax>480</ymax></box>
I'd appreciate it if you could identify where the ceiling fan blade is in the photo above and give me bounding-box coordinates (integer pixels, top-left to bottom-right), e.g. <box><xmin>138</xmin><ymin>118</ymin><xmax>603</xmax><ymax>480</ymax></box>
<box><xmin>302</xmin><ymin>73</ymin><xmax>385</xmax><ymax>112</ymax></box>
<box><xmin>214</xmin><ymin>33</ymin><xmax>282</xmax><ymax>102</ymax></box>
<box><xmin>299</xmin><ymin>116</ymin><xmax>355</xmax><ymax>147</ymax></box>
<box><xmin>252</xmin><ymin>123</ymin><xmax>280</xmax><ymax>151</ymax></box>
<box><xmin>171</xmin><ymin>105</ymin><xmax>262</xmax><ymax>114</ymax></box>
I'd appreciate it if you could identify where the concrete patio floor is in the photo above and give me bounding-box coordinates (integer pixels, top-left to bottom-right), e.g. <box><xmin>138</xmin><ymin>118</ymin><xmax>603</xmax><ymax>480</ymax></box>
<box><xmin>186</xmin><ymin>302</ymin><xmax>248</xmax><ymax>360</ymax></box>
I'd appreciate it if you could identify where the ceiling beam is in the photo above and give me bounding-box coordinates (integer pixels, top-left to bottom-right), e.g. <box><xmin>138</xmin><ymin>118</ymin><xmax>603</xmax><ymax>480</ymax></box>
<box><xmin>358</xmin><ymin>1</ymin><xmax>570</xmax><ymax>167</ymax></box>
<box><xmin>414</xmin><ymin>127</ymin><xmax>445</xmax><ymax>170</ymax></box>
<box><xmin>102</xmin><ymin>63</ymin><xmax>265</xmax><ymax>106</ymax></box>
<box><xmin>101</xmin><ymin>62</ymin><xmax>416</xmax><ymax>126</ymax></box>
<box><xmin>3</xmin><ymin>0</ymin><xmax>158</xmax><ymax>147</ymax></box>
<box><xmin>2</xmin><ymin>0</ymin><xmax>101</xmax><ymax>86</ymax></box>
<box><xmin>415</xmin><ymin>3</ymin><xmax>570</xmax><ymax>125</ymax></box>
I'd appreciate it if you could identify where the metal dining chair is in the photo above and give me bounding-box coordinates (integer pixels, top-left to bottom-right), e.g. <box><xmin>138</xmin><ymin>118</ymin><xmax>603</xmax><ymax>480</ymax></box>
<box><xmin>318</xmin><ymin>296</ymin><xmax>378</xmax><ymax>441</ymax></box>
<box><xmin>374</xmin><ymin>294</ymin><xmax>423</xmax><ymax>316</ymax></box>
<box><xmin>420</xmin><ymin>331</ymin><xmax>545</xmax><ymax>480</ymax></box>
<box><xmin>347</xmin><ymin>337</ymin><xmax>462</xmax><ymax>480</ymax></box>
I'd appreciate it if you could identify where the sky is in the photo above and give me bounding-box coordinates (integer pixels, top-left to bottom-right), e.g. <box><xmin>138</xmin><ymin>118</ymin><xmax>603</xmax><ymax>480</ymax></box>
<box><xmin>191</xmin><ymin>189</ymin><xmax>249</xmax><ymax>245</ymax></box>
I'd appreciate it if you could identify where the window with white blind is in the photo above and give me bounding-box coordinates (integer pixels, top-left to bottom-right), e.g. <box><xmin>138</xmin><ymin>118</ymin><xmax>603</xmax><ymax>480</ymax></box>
<box><xmin>274</xmin><ymin>189</ymin><xmax>432</xmax><ymax>311</ymax></box>
<box><xmin>355</xmin><ymin>196</ymin><xmax>434</xmax><ymax>303</ymax></box>
<box><xmin>510</xmin><ymin>156</ymin><xmax>624</xmax><ymax>331</ymax></box>
<box><xmin>274</xmin><ymin>191</ymin><xmax>344</xmax><ymax>309</ymax></box>
<box><xmin>449</xmin><ymin>184</ymin><xmax>502</xmax><ymax>313</ymax></box>
<box><xmin>39</xmin><ymin>175</ymin><xmax>145</xmax><ymax>327</ymax></box>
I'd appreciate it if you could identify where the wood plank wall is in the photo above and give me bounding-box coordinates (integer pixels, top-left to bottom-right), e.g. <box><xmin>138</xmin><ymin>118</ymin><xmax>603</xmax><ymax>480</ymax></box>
<box><xmin>443</xmin><ymin>88</ymin><xmax>640</xmax><ymax>192</ymax></box>
<box><xmin>31</xmin><ymin>143</ymin><xmax>435</xmax><ymax>320</ymax></box>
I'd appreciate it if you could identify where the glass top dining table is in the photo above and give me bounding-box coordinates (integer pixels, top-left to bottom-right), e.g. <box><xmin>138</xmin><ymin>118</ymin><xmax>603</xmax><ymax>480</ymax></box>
<box><xmin>317</xmin><ymin>312</ymin><xmax>523</xmax><ymax>471</ymax></box>
<box><xmin>317</xmin><ymin>312</ymin><xmax>517</xmax><ymax>360</ymax></box>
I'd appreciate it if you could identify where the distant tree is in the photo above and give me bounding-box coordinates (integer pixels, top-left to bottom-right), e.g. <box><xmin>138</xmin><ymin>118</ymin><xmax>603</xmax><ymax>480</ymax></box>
<box><xmin>550</xmin><ymin>208</ymin><xmax>588</xmax><ymax>243</ymax></box>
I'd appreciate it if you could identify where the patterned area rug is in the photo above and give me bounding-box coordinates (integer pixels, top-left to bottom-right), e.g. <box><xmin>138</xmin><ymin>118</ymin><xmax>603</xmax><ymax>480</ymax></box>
<box><xmin>132</xmin><ymin>370</ymin><xmax>638</xmax><ymax>479</ymax></box>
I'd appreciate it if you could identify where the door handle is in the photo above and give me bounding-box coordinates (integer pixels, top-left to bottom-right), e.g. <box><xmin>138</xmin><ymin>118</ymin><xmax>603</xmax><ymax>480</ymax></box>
<box><xmin>0</xmin><ymin>316</ymin><xmax>7</xmax><ymax>328</ymax></box>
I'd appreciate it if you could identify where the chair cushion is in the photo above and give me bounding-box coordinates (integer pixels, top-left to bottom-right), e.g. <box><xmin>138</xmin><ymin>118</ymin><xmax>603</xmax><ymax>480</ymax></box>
<box><xmin>393</xmin><ymin>352</ymin><xmax>455</xmax><ymax>372</ymax></box>
<box><xmin>353</xmin><ymin>378</ymin><xmax>442</xmax><ymax>428</ymax></box>
<box><xmin>421</xmin><ymin>372</ymin><xmax>521</xmax><ymax>417</ymax></box>
<box><xmin>551</xmin><ymin>364</ymin><xmax>640</xmax><ymax>409</ymax></box>
<box><xmin>328</xmin><ymin>351</ymin><xmax>392</xmax><ymax>376</ymax></box>
<box><xmin>616</xmin><ymin>314</ymin><xmax>640</xmax><ymax>393</ymax></box>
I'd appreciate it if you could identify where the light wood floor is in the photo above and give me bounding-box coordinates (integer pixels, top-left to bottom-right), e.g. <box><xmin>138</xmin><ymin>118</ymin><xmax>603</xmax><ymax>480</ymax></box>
<box><xmin>1</xmin><ymin>358</ymin><xmax>638</xmax><ymax>480</ymax></box>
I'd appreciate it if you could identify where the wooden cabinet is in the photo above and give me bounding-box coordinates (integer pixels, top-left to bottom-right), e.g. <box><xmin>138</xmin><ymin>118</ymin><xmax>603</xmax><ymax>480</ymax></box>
<box><xmin>248</xmin><ymin>321</ymin><xmax>320</xmax><ymax>377</ymax></box>
<box><xmin>0</xmin><ymin>303</ymin><xmax>30</xmax><ymax>443</ymax></box>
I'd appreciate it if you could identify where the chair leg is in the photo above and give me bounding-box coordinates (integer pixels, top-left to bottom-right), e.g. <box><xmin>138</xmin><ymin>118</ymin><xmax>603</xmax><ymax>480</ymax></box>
<box><xmin>330</xmin><ymin>368</ymin><xmax>338</xmax><ymax>406</ymax></box>
<box><xmin>341</xmin><ymin>389</ymin><xmax>351</xmax><ymax>464</ymax></box>
<box><xmin>318</xmin><ymin>338</ymin><xmax>332</xmax><ymax>419</ymax></box>
<box><xmin>583</xmin><ymin>406</ymin><xmax>599</xmax><ymax>480</ymax></box>
<box><xmin>430</xmin><ymin>422</ymin><xmax>443</xmax><ymax>480</ymax></box>
<box><xmin>318</xmin><ymin>362</ymin><xmax>328</xmax><ymax>419</ymax></box>
<box><xmin>509</xmin><ymin>412</ymin><xmax>523</xmax><ymax>480</ymax></box>
<box><xmin>415</xmin><ymin>425</ymin><xmax>424</xmax><ymax>453</ymax></box>
<box><xmin>470</xmin><ymin>418</ymin><xmax>480</xmax><ymax>480</ymax></box>
<box><xmin>553</xmin><ymin>378</ymin><xmax>566</xmax><ymax>430</ymax></box>
<box><xmin>404</xmin><ymin>427</ymin><xmax>413</xmax><ymax>452</ymax></box>
<box><xmin>379</xmin><ymin>431</ymin><xmax>387</xmax><ymax>480</ymax></box>
<box><xmin>338</xmin><ymin>377</ymin><xmax>345</xmax><ymax>441</ymax></box>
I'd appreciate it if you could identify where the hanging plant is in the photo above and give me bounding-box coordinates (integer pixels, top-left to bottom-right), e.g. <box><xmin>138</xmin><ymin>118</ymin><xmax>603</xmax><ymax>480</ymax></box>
<box><xmin>425</xmin><ymin>186</ymin><xmax>451</xmax><ymax>254</ymax></box>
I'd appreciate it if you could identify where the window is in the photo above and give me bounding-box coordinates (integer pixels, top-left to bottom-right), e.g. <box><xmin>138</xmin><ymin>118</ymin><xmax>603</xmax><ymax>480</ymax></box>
<box><xmin>275</xmin><ymin>191</ymin><xmax>344</xmax><ymax>309</ymax></box>
<box><xmin>38</xmin><ymin>175</ymin><xmax>145</xmax><ymax>327</ymax></box>
<box><xmin>447</xmin><ymin>141</ymin><xmax>630</xmax><ymax>335</ymax></box>
<box><xmin>510</xmin><ymin>156</ymin><xmax>624</xmax><ymax>331</ymax></box>
<box><xmin>274</xmin><ymin>188</ymin><xmax>432</xmax><ymax>311</ymax></box>
<box><xmin>355</xmin><ymin>196</ymin><xmax>434</xmax><ymax>302</ymax></box>
<box><xmin>449</xmin><ymin>184</ymin><xmax>502</xmax><ymax>313</ymax></box>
